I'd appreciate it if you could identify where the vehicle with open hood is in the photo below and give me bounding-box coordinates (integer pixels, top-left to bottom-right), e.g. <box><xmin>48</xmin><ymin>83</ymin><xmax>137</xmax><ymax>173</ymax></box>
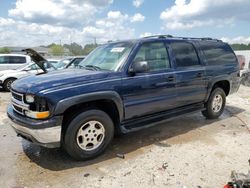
<box><xmin>0</xmin><ymin>49</ymin><xmax>56</xmax><ymax>91</ymax></box>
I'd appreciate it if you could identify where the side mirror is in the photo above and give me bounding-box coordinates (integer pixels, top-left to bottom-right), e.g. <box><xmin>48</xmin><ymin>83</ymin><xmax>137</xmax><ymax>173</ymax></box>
<box><xmin>129</xmin><ymin>61</ymin><xmax>149</xmax><ymax>74</ymax></box>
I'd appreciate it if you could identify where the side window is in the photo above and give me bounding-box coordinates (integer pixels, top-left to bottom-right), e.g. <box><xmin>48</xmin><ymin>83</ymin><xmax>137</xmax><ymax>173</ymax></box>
<box><xmin>9</xmin><ymin>56</ymin><xmax>26</xmax><ymax>64</ymax></box>
<box><xmin>0</xmin><ymin>56</ymin><xmax>9</xmax><ymax>64</ymax></box>
<box><xmin>133</xmin><ymin>42</ymin><xmax>170</xmax><ymax>71</ymax></box>
<box><xmin>200</xmin><ymin>42</ymin><xmax>237</xmax><ymax>65</ymax></box>
<box><xmin>170</xmin><ymin>42</ymin><xmax>200</xmax><ymax>67</ymax></box>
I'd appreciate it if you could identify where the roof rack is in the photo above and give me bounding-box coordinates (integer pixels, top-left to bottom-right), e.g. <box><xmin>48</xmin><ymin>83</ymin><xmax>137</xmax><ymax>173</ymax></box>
<box><xmin>143</xmin><ymin>35</ymin><xmax>173</xmax><ymax>39</ymax></box>
<box><xmin>142</xmin><ymin>35</ymin><xmax>221</xmax><ymax>42</ymax></box>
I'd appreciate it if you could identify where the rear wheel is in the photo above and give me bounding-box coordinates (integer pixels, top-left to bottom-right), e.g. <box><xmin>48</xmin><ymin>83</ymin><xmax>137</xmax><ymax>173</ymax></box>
<box><xmin>3</xmin><ymin>78</ymin><xmax>16</xmax><ymax>92</ymax></box>
<box><xmin>202</xmin><ymin>88</ymin><xmax>226</xmax><ymax>119</ymax></box>
<box><xmin>63</xmin><ymin>109</ymin><xmax>114</xmax><ymax>160</ymax></box>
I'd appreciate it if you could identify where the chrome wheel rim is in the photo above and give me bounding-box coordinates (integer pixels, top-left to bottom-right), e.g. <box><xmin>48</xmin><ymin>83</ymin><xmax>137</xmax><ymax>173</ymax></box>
<box><xmin>76</xmin><ymin>120</ymin><xmax>105</xmax><ymax>151</ymax></box>
<box><xmin>212</xmin><ymin>94</ymin><xmax>223</xmax><ymax>113</ymax></box>
<box><xmin>7</xmin><ymin>80</ymin><xmax>13</xmax><ymax>90</ymax></box>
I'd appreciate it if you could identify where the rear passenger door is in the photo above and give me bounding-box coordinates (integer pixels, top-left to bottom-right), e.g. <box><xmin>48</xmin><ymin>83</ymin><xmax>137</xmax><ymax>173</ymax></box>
<box><xmin>8</xmin><ymin>56</ymin><xmax>27</xmax><ymax>69</ymax></box>
<box><xmin>169</xmin><ymin>41</ymin><xmax>207</xmax><ymax>107</ymax></box>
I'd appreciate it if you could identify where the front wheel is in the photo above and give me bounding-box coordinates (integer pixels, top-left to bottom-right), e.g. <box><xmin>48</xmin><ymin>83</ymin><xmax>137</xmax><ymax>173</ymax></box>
<box><xmin>202</xmin><ymin>88</ymin><xmax>226</xmax><ymax>119</ymax></box>
<box><xmin>63</xmin><ymin>109</ymin><xmax>114</xmax><ymax>160</ymax></box>
<box><xmin>3</xmin><ymin>78</ymin><xmax>16</xmax><ymax>92</ymax></box>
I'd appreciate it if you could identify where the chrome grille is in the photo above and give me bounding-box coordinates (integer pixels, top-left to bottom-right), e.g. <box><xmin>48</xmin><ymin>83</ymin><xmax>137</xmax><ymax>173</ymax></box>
<box><xmin>11</xmin><ymin>90</ymin><xmax>29</xmax><ymax>115</ymax></box>
<box><xmin>11</xmin><ymin>90</ymin><xmax>23</xmax><ymax>102</ymax></box>
<box><xmin>12</xmin><ymin>104</ymin><xmax>23</xmax><ymax>114</ymax></box>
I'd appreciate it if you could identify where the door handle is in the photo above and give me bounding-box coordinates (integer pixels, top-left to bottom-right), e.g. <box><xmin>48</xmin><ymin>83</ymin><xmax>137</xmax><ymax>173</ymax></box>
<box><xmin>167</xmin><ymin>75</ymin><xmax>175</xmax><ymax>82</ymax></box>
<box><xmin>196</xmin><ymin>72</ymin><xmax>203</xmax><ymax>78</ymax></box>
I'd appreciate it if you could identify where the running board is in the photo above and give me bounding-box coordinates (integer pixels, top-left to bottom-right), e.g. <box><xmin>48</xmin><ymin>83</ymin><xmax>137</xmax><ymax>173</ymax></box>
<box><xmin>120</xmin><ymin>103</ymin><xmax>205</xmax><ymax>133</ymax></box>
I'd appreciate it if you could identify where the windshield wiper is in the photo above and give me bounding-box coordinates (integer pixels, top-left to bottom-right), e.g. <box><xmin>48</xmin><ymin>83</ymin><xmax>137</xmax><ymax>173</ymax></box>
<box><xmin>84</xmin><ymin>65</ymin><xmax>102</xmax><ymax>71</ymax></box>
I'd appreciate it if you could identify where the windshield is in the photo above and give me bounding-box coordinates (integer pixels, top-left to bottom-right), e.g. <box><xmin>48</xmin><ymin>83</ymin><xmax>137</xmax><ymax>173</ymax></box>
<box><xmin>78</xmin><ymin>41</ymin><xmax>134</xmax><ymax>71</ymax></box>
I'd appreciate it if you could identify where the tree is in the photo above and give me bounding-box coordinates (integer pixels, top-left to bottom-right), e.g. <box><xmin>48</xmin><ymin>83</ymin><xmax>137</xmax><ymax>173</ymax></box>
<box><xmin>82</xmin><ymin>44</ymin><xmax>98</xmax><ymax>55</ymax></box>
<box><xmin>230</xmin><ymin>43</ymin><xmax>250</xmax><ymax>51</ymax></box>
<box><xmin>49</xmin><ymin>44</ymin><xmax>64</xmax><ymax>56</ymax></box>
<box><xmin>64</xmin><ymin>42</ymin><xmax>84</xmax><ymax>56</ymax></box>
<box><xmin>0</xmin><ymin>47</ymin><xmax>10</xmax><ymax>54</ymax></box>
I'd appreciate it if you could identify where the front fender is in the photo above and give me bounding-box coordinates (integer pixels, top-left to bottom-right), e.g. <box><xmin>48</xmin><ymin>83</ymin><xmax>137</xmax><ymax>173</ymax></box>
<box><xmin>53</xmin><ymin>91</ymin><xmax>124</xmax><ymax>121</ymax></box>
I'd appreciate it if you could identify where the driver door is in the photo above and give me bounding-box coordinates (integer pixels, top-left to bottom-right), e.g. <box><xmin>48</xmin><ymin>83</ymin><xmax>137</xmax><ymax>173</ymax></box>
<box><xmin>121</xmin><ymin>42</ymin><xmax>176</xmax><ymax>120</ymax></box>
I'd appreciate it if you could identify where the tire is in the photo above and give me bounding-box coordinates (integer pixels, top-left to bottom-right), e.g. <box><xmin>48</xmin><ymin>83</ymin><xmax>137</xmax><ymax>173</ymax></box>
<box><xmin>202</xmin><ymin>88</ymin><xmax>226</xmax><ymax>119</ymax></box>
<box><xmin>3</xmin><ymin>78</ymin><xmax>16</xmax><ymax>92</ymax></box>
<box><xmin>63</xmin><ymin>109</ymin><xmax>114</xmax><ymax>160</ymax></box>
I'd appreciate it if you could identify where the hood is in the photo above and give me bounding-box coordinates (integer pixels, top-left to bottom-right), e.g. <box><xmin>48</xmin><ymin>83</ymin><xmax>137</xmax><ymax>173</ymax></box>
<box><xmin>22</xmin><ymin>48</ymin><xmax>48</xmax><ymax>73</ymax></box>
<box><xmin>0</xmin><ymin>70</ymin><xmax>20</xmax><ymax>75</ymax></box>
<box><xmin>11</xmin><ymin>69</ymin><xmax>112</xmax><ymax>94</ymax></box>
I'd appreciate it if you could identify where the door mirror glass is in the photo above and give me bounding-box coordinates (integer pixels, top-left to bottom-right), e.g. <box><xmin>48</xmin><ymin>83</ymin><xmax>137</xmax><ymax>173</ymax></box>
<box><xmin>131</xmin><ymin>61</ymin><xmax>149</xmax><ymax>73</ymax></box>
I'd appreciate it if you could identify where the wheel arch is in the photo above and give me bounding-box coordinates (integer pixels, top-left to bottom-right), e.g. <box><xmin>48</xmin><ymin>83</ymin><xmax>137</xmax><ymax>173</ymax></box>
<box><xmin>3</xmin><ymin>77</ymin><xmax>17</xmax><ymax>83</ymax></box>
<box><xmin>54</xmin><ymin>91</ymin><xmax>124</xmax><ymax>133</ymax></box>
<box><xmin>206</xmin><ymin>78</ymin><xmax>230</xmax><ymax>101</ymax></box>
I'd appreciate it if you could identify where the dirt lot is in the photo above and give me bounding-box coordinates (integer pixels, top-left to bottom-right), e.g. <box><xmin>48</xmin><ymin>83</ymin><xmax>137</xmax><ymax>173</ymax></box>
<box><xmin>0</xmin><ymin>86</ymin><xmax>250</xmax><ymax>188</ymax></box>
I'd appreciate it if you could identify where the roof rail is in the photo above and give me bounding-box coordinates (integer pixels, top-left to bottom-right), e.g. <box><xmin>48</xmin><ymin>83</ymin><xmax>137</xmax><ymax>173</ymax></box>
<box><xmin>142</xmin><ymin>35</ymin><xmax>221</xmax><ymax>42</ymax></box>
<box><xmin>143</xmin><ymin>35</ymin><xmax>173</xmax><ymax>39</ymax></box>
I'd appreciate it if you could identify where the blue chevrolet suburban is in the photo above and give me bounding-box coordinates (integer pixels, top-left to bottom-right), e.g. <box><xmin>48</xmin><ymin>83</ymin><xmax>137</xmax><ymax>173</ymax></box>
<box><xmin>7</xmin><ymin>35</ymin><xmax>240</xmax><ymax>160</ymax></box>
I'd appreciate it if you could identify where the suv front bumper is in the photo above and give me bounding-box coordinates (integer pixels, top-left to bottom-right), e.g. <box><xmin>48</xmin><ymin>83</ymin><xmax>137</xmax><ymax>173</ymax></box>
<box><xmin>7</xmin><ymin>104</ymin><xmax>63</xmax><ymax>148</ymax></box>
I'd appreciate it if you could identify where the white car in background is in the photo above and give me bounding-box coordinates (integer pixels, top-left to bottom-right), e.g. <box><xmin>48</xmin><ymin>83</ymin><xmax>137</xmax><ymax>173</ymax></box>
<box><xmin>0</xmin><ymin>63</ymin><xmax>44</xmax><ymax>91</ymax></box>
<box><xmin>0</xmin><ymin>54</ymin><xmax>32</xmax><ymax>70</ymax></box>
<box><xmin>0</xmin><ymin>49</ymin><xmax>56</xmax><ymax>91</ymax></box>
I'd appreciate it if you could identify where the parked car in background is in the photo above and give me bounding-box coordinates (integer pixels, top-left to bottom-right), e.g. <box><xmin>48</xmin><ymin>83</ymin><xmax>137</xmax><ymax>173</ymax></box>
<box><xmin>52</xmin><ymin>57</ymin><xmax>72</xmax><ymax>69</ymax></box>
<box><xmin>0</xmin><ymin>54</ymin><xmax>32</xmax><ymax>71</ymax></box>
<box><xmin>0</xmin><ymin>49</ymin><xmax>56</xmax><ymax>91</ymax></box>
<box><xmin>48</xmin><ymin>59</ymin><xmax>59</xmax><ymax>66</ymax></box>
<box><xmin>236</xmin><ymin>55</ymin><xmax>245</xmax><ymax>70</ymax></box>
<box><xmin>7</xmin><ymin>36</ymin><xmax>240</xmax><ymax>160</ymax></box>
<box><xmin>65</xmin><ymin>56</ymin><xmax>85</xmax><ymax>69</ymax></box>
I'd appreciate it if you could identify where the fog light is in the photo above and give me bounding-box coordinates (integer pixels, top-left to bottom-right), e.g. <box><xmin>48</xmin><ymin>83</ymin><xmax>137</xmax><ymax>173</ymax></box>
<box><xmin>25</xmin><ymin>94</ymin><xmax>35</xmax><ymax>103</ymax></box>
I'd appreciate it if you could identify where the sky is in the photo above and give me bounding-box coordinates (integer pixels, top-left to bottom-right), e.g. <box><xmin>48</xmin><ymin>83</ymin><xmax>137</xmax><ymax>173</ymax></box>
<box><xmin>0</xmin><ymin>0</ymin><xmax>250</xmax><ymax>47</ymax></box>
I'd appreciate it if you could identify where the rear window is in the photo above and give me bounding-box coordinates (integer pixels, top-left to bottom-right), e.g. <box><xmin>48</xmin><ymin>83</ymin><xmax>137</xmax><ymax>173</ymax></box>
<box><xmin>170</xmin><ymin>42</ymin><xmax>200</xmax><ymax>67</ymax></box>
<box><xmin>9</xmin><ymin>56</ymin><xmax>26</xmax><ymax>64</ymax></box>
<box><xmin>200</xmin><ymin>42</ymin><xmax>237</xmax><ymax>65</ymax></box>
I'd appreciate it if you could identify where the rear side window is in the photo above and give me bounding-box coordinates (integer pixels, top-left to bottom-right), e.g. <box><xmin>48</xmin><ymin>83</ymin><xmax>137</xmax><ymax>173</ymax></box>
<box><xmin>200</xmin><ymin>42</ymin><xmax>237</xmax><ymax>65</ymax></box>
<box><xmin>9</xmin><ymin>56</ymin><xmax>26</xmax><ymax>64</ymax></box>
<box><xmin>170</xmin><ymin>42</ymin><xmax>200</xmax><ymax>67</ymax></box>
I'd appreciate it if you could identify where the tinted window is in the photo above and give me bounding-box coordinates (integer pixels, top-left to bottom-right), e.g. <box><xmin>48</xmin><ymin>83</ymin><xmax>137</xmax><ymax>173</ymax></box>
<box><xmin>133</xmin><ymin>42</ymin><xmax>170</xmax><ymax>71</ymax></box>
<box><xmin>0</xmin><ymin>56</ymin><xmax>8</xmax><ymax>64</ymax></box>
<box><xmin>9</xmin><ymin>56</ymin><xmax>26</xmax><ymax>64</ymax></box>
<box><xmin>200</xmin><ymin>42</ymin><xmax>237</xmax><ymax>65</ymax></box>
<box><xmin>171</xmin><ymin>42</ymin><xmax>199</xmax><ymax>67</ymax></box>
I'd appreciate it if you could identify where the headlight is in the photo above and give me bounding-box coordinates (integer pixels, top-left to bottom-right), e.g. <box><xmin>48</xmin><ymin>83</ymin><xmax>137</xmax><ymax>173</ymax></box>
<box><xmin>25</xmin><ymin>94</ymin><xmax>35</xmax><ymax>103</ymax></box>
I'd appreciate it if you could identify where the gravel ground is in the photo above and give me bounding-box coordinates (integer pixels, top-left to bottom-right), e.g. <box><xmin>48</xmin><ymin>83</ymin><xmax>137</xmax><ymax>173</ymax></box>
<box><xmin>0</xmin><ymin>86</ymin><xmax>250</xmax><ymax>188</ymax></box>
